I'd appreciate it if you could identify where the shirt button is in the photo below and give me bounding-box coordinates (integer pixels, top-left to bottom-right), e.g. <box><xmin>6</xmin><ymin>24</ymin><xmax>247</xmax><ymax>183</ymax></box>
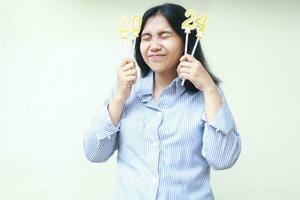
<box><xmin>152</xmin><ymin>178</ymin><xmax>157</xmax><ymax>184</ymax></box>
<box><xmin>156</xmin><ymin>112</ymin><xmax>162</xmax><ymax>117</ymax></box>
<box><xmin>152</xmin><ymin>141</ymin><xmax>159</xmax><ymax>147</ymax></box>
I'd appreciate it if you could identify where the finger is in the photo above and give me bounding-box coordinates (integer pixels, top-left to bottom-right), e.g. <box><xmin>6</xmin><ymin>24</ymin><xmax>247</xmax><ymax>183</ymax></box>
<box><xmin>119</xmin><ymin>58</ymin><xmax>135</xmax><ymax>69</ymax></box>
<box><xmin>177</xmin><ymin>63</ymin><xmax>193</xmax><ymax>76</ymax></box>
<box><xmin>177</xmin><ymin>67</ymin><xmax>191</xmax><ymax>78</ymax></box>
<box><xmin>179</xmin><ymin>61</ymin><xmax>193</xmax><ymax>68</ymax></box>
<box><xmin>119</xmin><ymin>58</ymin><xmax>131</xmax><ymax>67</ymax></box>
<box><xmin>180</xmin><ymin>54</ymin><xmax>197</xmax><ymax>62</ymax></box>
<box><xmin>130</xmin><ymin>78</ymin><xmax>137</xmax><ymax>85</ymax></box>
<box><xmin>179</xmin><ymin>54</ymin><xmax>189</xmax><ymax>62</ymax></box>
<box><xmin>178</xmin><ymin>66</ymin><xmax>191</xmax><ymax>74</ymax></box>
<box><xmin>121</xmin><ymin>63</ymin><xmax>135</xmax><ymax>72</ymax></box>
<box><xmin>124</xmin><ymin>69</ymin><xmax>137</xmax><ymax>76</ymax></box>
<box><xmin>125</xmin><ymin>75</ymin><xmax>137</xmax><ymax>82</ymax></box>
<box><xmin>177</xmin><ymin>62</ymin><xmax>189</xmax><ymax>75</ymax></box>
<box><xmin>178</xmin><ymin>72</ymin><xmax>191</xmax><ymax>80</ymax></box>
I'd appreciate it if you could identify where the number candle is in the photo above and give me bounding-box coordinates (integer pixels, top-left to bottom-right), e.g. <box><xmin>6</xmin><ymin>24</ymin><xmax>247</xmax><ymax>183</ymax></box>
<box><xmin>117</xmin><ymin>16</ymin><xmax>130</xmax><ymax>57</ymax></box>
<box><xmin>191</xmin><ymin>14</ymin><xmax>208</xmax><ymax>56</ymax></box>
<box><xmin>131</xmin><ymin>16</ymin><xmax>142</xmax><ymax>58</ymax></box>
<box><xmin>181</xmin><ymin>9</ymin><xmax>197</xmax><ymax>86</ymax></box>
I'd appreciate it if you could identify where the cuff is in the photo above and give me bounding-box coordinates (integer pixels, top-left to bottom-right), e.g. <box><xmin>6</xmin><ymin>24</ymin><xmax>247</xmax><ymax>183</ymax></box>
<box><xmin>201</xmin><ymin>89</ymin><xmax>235</xmax><ymax>135</ymax></box>
<box><xmin>93</xmin><ymin>98</ymin><xmax>120</xmax><ymax>140</ymax></box>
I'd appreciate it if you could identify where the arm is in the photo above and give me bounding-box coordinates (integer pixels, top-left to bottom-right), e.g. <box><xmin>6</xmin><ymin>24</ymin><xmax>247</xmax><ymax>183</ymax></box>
<box><xmin>83</xmin><ymin>57</ymin><xmax>137</xmax><ymax>163</ymax></box>
<box><xmin>201</xmin><ymin>87</ymin><xmax>241</xmax><ymax>170</ymax></box>
<box><xmin>176</xmin><ymin>54</ymin><xmax>241</xmax><ymax>169</ymax></box>
<box><xmin>83</xmin><ymin>86</ymin><xmax>125</xmax><ymax>163</ymax></box>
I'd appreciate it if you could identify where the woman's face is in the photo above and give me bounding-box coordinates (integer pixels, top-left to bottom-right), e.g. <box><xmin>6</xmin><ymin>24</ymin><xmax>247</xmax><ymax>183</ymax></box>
<box><xmin>140</xmin><ymin>14</ymin><xmax>183</xmax><ymax>74</ymax></box>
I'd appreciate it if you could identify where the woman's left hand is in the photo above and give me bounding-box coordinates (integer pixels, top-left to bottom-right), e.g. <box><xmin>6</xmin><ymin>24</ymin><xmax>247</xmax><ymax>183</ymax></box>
<box><xmin>177</xmin><ymin>54</ymin><xmax>217</xmax><ymax>93</ymax></box>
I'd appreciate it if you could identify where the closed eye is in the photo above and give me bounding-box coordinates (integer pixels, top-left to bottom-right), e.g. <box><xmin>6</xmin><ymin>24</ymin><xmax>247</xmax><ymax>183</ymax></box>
<box><xmin>161</xmin><ymin>34</ymin><xmax>171</xmax><ymax>39</ymax></box>
<box><xmin>160</xmin><ymin>31</ymin><xmax>173</xmax><ymax>39</ymax></box>
<box><xmin>141</xmin><ymin>36</ymin><xmax>151</xmax><ymax>41</ymax></box>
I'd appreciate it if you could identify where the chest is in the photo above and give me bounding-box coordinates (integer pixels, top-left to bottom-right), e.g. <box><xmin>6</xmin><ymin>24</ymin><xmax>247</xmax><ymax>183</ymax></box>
<box><xmin>118</xmin><ymin>92</ymin><xmax>206</xmax><ymax>161</ymax></box>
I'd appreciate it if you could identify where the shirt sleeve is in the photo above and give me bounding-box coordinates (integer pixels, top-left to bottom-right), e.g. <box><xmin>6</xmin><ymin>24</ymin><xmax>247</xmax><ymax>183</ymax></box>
<box><xmin>83</xmin><ymin>82</ymin><xmax>120</xmax><ymax>163</ymax></box>
<box><xmin>201</xmin><ymin>87</ymin><xmax>241</xmax><ymax>170</ymax></box>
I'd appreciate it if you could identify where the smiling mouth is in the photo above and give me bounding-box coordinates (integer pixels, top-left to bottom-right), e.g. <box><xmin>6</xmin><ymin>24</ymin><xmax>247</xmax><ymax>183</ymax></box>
<box><xmin>148</xmin><ymin>54</ymin><xmax>166</xmax><ymax>61</ymax></box>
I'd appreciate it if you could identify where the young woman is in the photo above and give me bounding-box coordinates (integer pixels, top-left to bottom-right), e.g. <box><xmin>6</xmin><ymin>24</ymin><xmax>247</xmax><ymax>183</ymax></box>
<box><xmin>84</xmin><ymin>3</ymin><xmax>241</xmax><ymax>200</ymax></box>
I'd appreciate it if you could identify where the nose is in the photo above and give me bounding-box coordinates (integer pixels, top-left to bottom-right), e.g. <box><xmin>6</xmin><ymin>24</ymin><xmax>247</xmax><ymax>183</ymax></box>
<box><xmin>150</xmin><ymin>39</ymin><xmax>162</xmax><ymax>52</ymax></box>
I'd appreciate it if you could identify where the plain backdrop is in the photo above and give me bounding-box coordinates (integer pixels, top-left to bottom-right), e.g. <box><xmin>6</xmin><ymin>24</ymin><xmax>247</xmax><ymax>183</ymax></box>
<box><xmin>1</xmin><ymin>0</ymin><xmax>300</xmax><ymax>199</ymax></box>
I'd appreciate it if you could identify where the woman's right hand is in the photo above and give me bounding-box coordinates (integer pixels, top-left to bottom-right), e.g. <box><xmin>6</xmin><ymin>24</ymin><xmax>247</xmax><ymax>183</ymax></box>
<box><xmin>115</xmin><ymin>58</ymin><xmax>138</xmax><ymax>102</ymax></box>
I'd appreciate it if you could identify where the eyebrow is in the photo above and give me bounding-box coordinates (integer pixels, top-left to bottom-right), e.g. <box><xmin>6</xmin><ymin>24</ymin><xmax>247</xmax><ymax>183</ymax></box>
<box><xmin>141</xmin><ymin>30</ymin><xmax>173</xmax><ymax>37</ymax></box>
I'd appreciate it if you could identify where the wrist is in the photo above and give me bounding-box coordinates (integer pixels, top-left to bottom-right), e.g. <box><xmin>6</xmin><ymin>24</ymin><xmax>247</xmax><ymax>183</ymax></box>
<box><xmin>113</xmin><ymin>95</ymin><xmax>127</xmax><ymax>104</ymax></box>
<box><xmin>203</xmin><ymin>84</ymin><xmax>218</xmax><ymax>96</ymax></box>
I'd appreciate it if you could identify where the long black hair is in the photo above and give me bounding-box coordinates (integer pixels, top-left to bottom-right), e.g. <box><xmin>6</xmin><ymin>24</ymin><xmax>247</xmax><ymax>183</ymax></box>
<box><xmin>135</xmin><ymin>3</ymin><xmax>221</xmax><ymax>94</ymax></box>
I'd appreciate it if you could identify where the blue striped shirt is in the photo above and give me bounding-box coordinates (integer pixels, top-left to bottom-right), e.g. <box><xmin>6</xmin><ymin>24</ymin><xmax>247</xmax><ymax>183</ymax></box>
<box><xmin>83</xmin><ymin>70</ymin><xmax>241</xmax><ymax>200</ymax></box>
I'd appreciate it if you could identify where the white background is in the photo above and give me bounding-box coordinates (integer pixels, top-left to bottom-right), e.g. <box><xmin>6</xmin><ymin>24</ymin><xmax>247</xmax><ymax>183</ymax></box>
<box><xmin>1</xmin><ymin>0</ymin><xmax>300</xmax><ymax>199</ymax></box>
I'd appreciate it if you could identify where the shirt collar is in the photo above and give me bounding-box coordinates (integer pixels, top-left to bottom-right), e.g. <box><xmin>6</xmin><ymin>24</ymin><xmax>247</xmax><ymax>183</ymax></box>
<box><xmin>135</xmin><ymin>70</ymin><xmax>185</xmax><ymax>103</ymax></box>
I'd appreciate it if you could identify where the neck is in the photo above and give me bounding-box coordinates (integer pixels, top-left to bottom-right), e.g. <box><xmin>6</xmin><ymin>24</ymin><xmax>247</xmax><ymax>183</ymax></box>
<box><xmin>153</xmin><ymin>69</ymin><xmax>177</xmax><ymax>91</ymax></box>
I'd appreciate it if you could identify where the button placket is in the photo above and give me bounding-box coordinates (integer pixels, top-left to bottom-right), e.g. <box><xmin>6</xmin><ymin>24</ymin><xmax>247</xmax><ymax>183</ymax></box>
<box><xmin>152</xmin><ymin>141</ymin><xmax>159</xmax><ymax>147</ymax></box>
<box><xmin>156</xmin><ymin>112</ymin><xmax>162</xmax><ymax>117</ymax></box>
